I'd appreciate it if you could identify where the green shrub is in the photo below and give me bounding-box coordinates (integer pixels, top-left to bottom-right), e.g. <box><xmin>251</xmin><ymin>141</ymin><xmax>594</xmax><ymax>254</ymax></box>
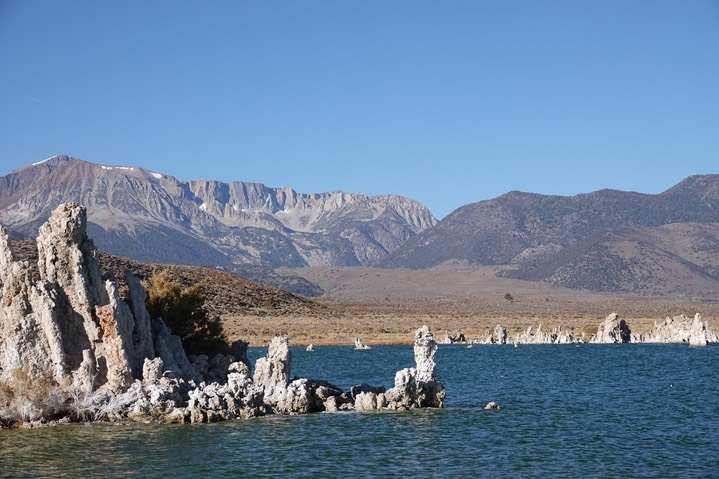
<box><xmin>144</xmin><ymin>272</ymin><xmax>229</xmax><ymax>356</ymax></box>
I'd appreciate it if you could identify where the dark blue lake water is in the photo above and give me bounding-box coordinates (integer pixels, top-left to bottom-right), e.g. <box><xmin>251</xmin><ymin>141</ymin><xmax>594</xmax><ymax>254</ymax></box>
<box><xmin>1</xmin><ymin>344</ymin><xmax>717</xmax><ymax>478</ymax></box>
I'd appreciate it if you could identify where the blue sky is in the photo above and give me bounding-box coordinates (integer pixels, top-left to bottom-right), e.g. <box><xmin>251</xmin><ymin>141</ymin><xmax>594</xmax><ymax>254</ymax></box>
<box><xmin>1</xmin><ymin>1</ymin><xmax>717</xmax><ymax>218</ymax></box>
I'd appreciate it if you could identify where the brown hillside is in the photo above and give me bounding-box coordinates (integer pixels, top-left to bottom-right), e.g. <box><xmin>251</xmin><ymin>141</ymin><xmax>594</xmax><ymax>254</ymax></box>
<box><xmin>8</xmin><ymin>239</ymin><xmax>325</xmax><ymax>319</ymax></box>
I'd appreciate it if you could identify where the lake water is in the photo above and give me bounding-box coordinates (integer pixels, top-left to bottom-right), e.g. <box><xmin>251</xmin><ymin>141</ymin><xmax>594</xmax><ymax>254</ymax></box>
<box><xmin>1</xmin><ymin>343</ymin><xmax>718</xmax><ymax>478</ymax></box>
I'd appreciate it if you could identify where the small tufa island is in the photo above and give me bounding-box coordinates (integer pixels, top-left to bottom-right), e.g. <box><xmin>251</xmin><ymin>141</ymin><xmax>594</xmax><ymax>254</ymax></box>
<box><xmin>0</xmin><ymin>203</ymin><xmax>445</xmax><ymax>428</ymax></box>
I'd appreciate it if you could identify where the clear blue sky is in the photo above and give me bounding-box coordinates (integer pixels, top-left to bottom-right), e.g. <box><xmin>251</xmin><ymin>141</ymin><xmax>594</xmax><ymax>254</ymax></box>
<box><xmin>1</xmin><ymin>1</ymin><xmax>718</xmax><ymax>218</ymax></box>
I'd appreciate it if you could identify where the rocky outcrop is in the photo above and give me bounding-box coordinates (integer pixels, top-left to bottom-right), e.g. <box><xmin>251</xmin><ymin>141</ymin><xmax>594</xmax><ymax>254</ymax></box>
<box><xmin>512</xmin><ymin>324</ymin><xmax>576</xmax><ymax>344</ymax></box>
<box><xmin>638</xmin><ymin>313</ymin><xmax>711</xmax><ymax>346</ymax></box>
<box><xmin>592</xmin><ymin>313</ymin><xmax>631</xmax><ymax>344</ymax></box>
<box><xmin>354</xmin><ymin>326</ymin><xmax>445</xmax><ymax>411</ymax></box>
<box><xmin>0</xmin><ymin>206</ymin><xmax>445</xmax><ymax>426</ymax></box>
<box><xmin>1</xmin><ymin>203</ymin><xmax>140</xmax><ymax>393</ymax></box>
<box><xmin>113</xmin><ymin>324</ymin><xmax>444</xmax><ymax>422</ymax></box>
<box><xmin>443</xmin><ymin>330</ymin><xmax>466</xmax><ymax>344</ymax></box>
<box><xmin>471</xmin><ymin>312</ymin><xmax>714</xmax><ymax>346</ymax></box>
<box><xmin>253</xmin><ymin>336</ymin><xmax>292</xmax><ymax>404</ymax></box>
<box><xmin>488</xmin><ymin>325</ymin><xmax>508</xmax><ymax>345</ymax></box>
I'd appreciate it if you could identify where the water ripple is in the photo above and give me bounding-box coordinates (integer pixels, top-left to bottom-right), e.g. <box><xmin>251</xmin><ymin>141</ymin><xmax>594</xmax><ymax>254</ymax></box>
<box><xmin>1</xmin><ymin>344</ymin><xmax>717</xmax><ymax>478</ymax></box>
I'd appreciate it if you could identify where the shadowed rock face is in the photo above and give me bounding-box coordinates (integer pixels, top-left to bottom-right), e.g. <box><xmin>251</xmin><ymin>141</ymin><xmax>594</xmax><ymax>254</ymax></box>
<box><xmin>592</xmin><ymin>313</ymin><xmax>631</xmax><ymax>344</ymax></box>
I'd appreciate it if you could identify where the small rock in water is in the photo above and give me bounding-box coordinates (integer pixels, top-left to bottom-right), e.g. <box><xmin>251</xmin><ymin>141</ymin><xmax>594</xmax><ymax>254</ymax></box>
<box><xmin>484</xmin><ymin>401</ymin><xmax>501</xmax><ymax>410</ymax></box>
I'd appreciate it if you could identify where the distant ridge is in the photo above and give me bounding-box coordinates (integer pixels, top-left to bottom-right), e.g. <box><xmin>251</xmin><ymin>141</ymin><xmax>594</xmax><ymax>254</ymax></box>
<box><xmin>382</xmin><ymin>175</ymin><xmax>719</xmax><ymax>298</ymax></box>
<box><xmin>0</xmin><ymin>155</ymin><xmax>436</xmax><ymax>274</ymax></box>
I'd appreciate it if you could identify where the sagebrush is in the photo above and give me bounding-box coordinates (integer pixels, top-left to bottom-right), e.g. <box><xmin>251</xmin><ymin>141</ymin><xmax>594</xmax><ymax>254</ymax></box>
<box><xmin>144</xmin><ymin>271</ymin><xmax>229</xmax><ymax>356</ymax></box>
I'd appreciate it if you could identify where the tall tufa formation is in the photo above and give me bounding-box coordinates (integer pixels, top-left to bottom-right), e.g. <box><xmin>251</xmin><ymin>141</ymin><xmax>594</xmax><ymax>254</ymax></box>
<box><xmin>1</xmin><ymin>204</ymin><xmax>446</xmax><ymax>426</ymax></box>
<box><xmin>0</xmin><ymin>203</ymin><xmax>196</xmax><ymax>394</ymax></box>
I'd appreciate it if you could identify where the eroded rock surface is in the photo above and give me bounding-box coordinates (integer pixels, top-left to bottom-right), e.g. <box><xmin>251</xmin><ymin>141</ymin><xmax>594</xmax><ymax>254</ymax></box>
<box><xmin>0</xmin><ymin>203</ymin><xmax>140</xmax><ymax>393</ymax></box>
<box><xmin>639</xmin><ymin>313</ymin><xmax>711</xmax><ymax>346</ymax></box>
<box><xmin>0</xmin><ymin>203</ymin><xmax>446</xmax><ymax>426</ymax></box>
<box><xmin>592</xmin><ymin>313</ymin><xmax>631</xmax><ymax>344</ymax></box>
<box><xmin>512</xmin><ymin>324</ymin><xmax>576</xmax><ymax>344</ymax></box>
<box><xmin>483</xmin><ymin>312</ymin><xmax>713</xmax><ymax>346</ymax></box>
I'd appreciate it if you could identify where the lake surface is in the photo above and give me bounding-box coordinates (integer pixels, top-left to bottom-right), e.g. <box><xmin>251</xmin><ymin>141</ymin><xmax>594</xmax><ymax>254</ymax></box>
<box><xmin>1</xmin><ymin>343</ymin><xmax>718</xmax><ymax>478</ymax></box>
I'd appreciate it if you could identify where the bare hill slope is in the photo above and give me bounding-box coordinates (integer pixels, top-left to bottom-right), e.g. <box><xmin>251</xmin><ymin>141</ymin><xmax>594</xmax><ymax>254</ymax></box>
<box><xmin>382</xmin><ymin>175</ymin><xmax>719</xmax><ymax>296</ymax></box>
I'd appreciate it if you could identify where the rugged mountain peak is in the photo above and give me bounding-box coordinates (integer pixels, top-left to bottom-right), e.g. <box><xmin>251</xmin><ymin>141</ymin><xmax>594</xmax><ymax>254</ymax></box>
<box><xmin>188</xmin><ymin>179</ymin><xmax>436</xmax><ymax>233</ymax></box>
<box><xmin>1</xmin><ymin>156</ymin><xmax>436</xmax><ymax>269</ymax></box>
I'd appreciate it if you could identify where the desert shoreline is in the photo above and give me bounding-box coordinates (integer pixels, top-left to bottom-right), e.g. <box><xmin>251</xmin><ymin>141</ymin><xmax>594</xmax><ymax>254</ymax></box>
<box><xmin>224</xmin><ymin>295</ymin><xmax>719</xmax><ymax>347</ymax></box>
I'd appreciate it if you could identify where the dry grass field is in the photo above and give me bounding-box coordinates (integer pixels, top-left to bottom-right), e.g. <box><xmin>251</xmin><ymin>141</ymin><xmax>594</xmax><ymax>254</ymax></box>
<box><xmin>222</xmin><ymin>265</ymin><xmax>719</xmax><ymax>346</ymax></box>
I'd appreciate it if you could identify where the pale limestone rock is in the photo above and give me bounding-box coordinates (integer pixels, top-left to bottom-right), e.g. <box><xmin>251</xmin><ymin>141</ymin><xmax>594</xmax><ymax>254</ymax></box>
<box><xmin>226</xmin><ymin>361</ymin><xmax>252</xmax><ymax>394</ymax></box>
<box><xmin>0</xmin><ymin>204</ymin><xmax>142</xmax><ymax>392</ymax></box>
<box><xmin>640</xmin><ymin>314</ymin><xmax>712</xmax><ymax>344</ymax></box>
<box><xmin>253</xmin><ymin>336</ymin><xmax>292</xmax><ymax>402</ymax></box>
<box><xmin>274</xmin><ymin>378</ymin><xmax>313</xmax><ymax>414</ymax></box>
<box><xmin>492</xmin><ymin>325</ymin><xmax>508</xmax><ymax>345</ymax></box>
<box><xmin>414</xmin><ymin>325</ymin><xmax>438</xmax><ymax>382</ymax></box>
<box><xmin>592</xmin><ymin>313</ymin><xmax>631</xmax><ymax>344</ymax></box>
<box><xmin>381</xmin><ymin>326</ymin><xmax>445</xmax><ymax>410</ymax></box>
<box><xmin>354</xmin><ymin>391</ymin><xmax>387</xmax><ymax>411</ymax></box>
<box><xmin>512</xmin><ymin>324</ymin><xmax>576</xmax><ymax>344</ymax></box>
<box><xmin>72</xmin><ymin>349</ymin><xmax>97</xmax><ymax>393</ymax></box>
<box><xmin>689</xmin><ymin>313</ymin><xmax>709</xmax><ymax>347</ymax></box>
<box><xmin>444</xmin><ymin>330</ymin><xmax>466</xmax><ymax>344</ymax></box>
<box><xmin>324</xmin><ymin>395</ymin><xmax>339</xmax><ymax>412</ymax></box>
<box><xmin>0</xmin><ymin>226</ymin><xmax>68</xmax><ymax>385</ymax></box>
<box><xmin>143</xmin><ymin>357</ymin><xmax>164</xmax><ymax>385</ymax></box>
<box><xmin>124</xmin><ymin>273</ymin><xmax>155</xmax><ymax>374</ymax></box>
<box><xmin>553</xmin><ymin>329</ymin><xmax>575</xmax><ymax>344</ymax></box>
<box><xmin>152</xmin><ymin>318</ymin><xmax>202</xmax><ymax>382</ymax></box>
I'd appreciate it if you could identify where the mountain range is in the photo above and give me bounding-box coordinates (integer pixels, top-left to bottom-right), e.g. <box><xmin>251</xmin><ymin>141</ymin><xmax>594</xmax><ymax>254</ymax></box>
<box><xmin>0</xmin><ymin>155</ymin><xmax>435</xmax><ymax>270</ymax></box>
<box><xmin>382</xmin><ymin>175</ymin><xmax>719</xmax><ymax>298</ymax></box>
<box><xmin>2</xmin><ymin>155</ymin><xmax>719</xmax><ymax>299</ymax></box>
